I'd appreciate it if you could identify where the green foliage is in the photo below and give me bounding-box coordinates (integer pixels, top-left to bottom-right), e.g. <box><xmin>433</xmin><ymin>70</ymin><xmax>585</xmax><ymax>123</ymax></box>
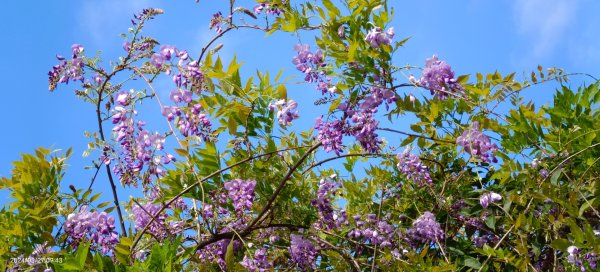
<box><xmin>0</xmin><ymin>147</ymin><xmax>69</xmax><ymax>261</ymax></box>
<box><xmin>4</xmin><ymin>0</ymin><xmax>599</xmax><ymax>271</ymax></box>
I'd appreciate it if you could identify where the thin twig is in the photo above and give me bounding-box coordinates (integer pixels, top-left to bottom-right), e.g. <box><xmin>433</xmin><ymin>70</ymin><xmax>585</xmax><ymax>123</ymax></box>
<box><xmin>301</xmin><ymin>152</ymin><xmax>394</xmax><ymax>176</ymax></box>
<box><xmin>130</xmin><ymin>145</ymin><xmax>313</xmax><ymax>252</ymax></box>
<box><xmin>244</xmin><ymin>143</ymin><xmax>322</xmax><ymax>232</ymax></box>
<box><xmin>318</xmin><ymin>238</ymin><xmax>361</xmax><ymax>272</ymax></box>
<box><xmin>379</xmin><ymin>127</ymin><xmax>455</xmax><ymax>144</ymax></box>
<box><xmin>477</xmin><ymin>225</ymin><xmax>515</xmax><ymax>271</ymax></box>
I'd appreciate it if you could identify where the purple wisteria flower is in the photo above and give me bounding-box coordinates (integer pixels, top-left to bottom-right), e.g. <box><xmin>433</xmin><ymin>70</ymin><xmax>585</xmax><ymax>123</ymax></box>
<box><xmin>162</xmin><ymin>93</ymin><xmax>212</xmax><ymax>141</ymax></box>
<box><xmin>350</xmin><ymin>112</ymin><xmax>382</xmax><ymax>153</ymax></box>
<box><xmin>254</xmin><ymin>1</ymin><xmax>284</xmax><ymax>16</ymax></box>
<box><xmin>456</xmin><ymin>122</ymin><xmax>498</xmax><ymax>163</ymax></box>
<box><xmin>116</xmin><ymin>90</ymin><xmax>131</xmax><ymax>106</ymax></box>
<box><xmin>198</xmin><ymin>239</ymin><xmax>241</xmax><ymax>270</ymax></box>
<box><xmin>315</xmin><ymin>117</ymin><xmax>344</xmax><ymax>154</ymax></box>
<box><xmin>25</xmin><ymin>243</ymin><xmax>54</xmax><ymax>266</ymax></box>
<box><xmin>132</xmin><ymin>8</ymin><xmax>163</xmax><ymax>25</ymax></box>
<box><xmin>151</xmin><ymin>44</ymin><xmax>177</xmax><ymax>69</ymax></box>
<box><xmin>224</xmin><ymin>179</ymin><xmax>257</xmax><ymax>214</ymax></box>
<box><xmin>64</xmin><ymin>206</ymin><xmax>119</xmax><ymax>254</ymax></box>
<box><xmin>111</xmin><ymin>105</ymin><xmax>171</xmax><ymax>186</ymax></box>
<box><xmin>585</xmin><ymin>253</ymin><xmax>598</xmax><ymax>270</ymax></box>
<box><xmin>132</xmin><ymin>202</ymin><xmax>167</xmax><ymax>239</ymax></box>
<box><xmin>269</xmin><ymin>99</ymin><xmax>299</xmax><ymax>126</ymax></box>
<box><xmin>292</xmin><ymin>44</ymin><xmax>331</xmax><ymax>94</ymax></box>
<box><xmin>359</xmin><ymin>87</ymin><xmax>396</xmax><ymax>113</ymax></box>
<box><xmin>407</xmin><ymin>211</ymin><xmax>444</xmax><ymax>243</ymax></box>
<box><xmin>567</xmin><ymin>246</ymin><xmax>583</xmax><ymax>269</ymax></box>
<box><xmin>417</xmin><ymin>55</ymin><xmax>462</xmax><ymax>100</ymax></box>
<box><xmin>480</xmin><ymin>192</ymin><xmax>502</xmax><ymax>208</ymax></box>
<box><xmin>240</xmin><ymin>247</ymin><xmax>272</xmax><ymax>272</ymax></box>
<box><xmin>337</xmin><ymin>25</ymin><xmax>346</xmax><ymax>39</ymax></box>
<box><xmin>209</xmin><ymin>12</ymin><xmax>224</xmax><ymax>33</ymax></box>
<box><xmin>123</xmin><ymin>41</ymin><xmax>132</xmax><ymax>52</ymax></box>
<box><xmin>365</xmin><ymin>27</ymin><xmax>394</xmax><ymax>48</ymax></box>
<box><xmin>472</xmin><ymin>233</ymin><xmax>499</xmax><ymax>248</ymax></box>
<box><xmin>311</xmin><ymin>175</ymin><xmax>347</xmax><ymax>230</ymax></box>
<box><xmin>48</xmin><ymin>44</ymin><xmax>86</xmax><ymax>91</ymax></box>
<box><xmin>71</xmin><ymin>44</ymin><xmax>84</xmax><ymax>57</ymax></box>
<box><xmin>331</xmin><ymin>86</ymin><xmax>394</xmax><ymax>154</ymax></box>
<box><xmin>396</xmin><ymin>147</ymin><xmax>433</xmax><ymax>187</ymax></box>
<box><xmin>348</xmin><ymin>214</ymin><xmax>396</xmax><ymax>248</ymax></box>
<box><xmin>289</xmin><ymin>235</ymin><xmax>317</xmax><ymax>271</ymax></box>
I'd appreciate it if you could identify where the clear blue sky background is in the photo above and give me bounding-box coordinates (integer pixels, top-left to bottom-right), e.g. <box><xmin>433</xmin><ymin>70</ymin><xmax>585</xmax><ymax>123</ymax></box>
<box><xmin>1</xmin><ymin>1</ymin><xmax>599</xmax><ymax>215</ymax></box>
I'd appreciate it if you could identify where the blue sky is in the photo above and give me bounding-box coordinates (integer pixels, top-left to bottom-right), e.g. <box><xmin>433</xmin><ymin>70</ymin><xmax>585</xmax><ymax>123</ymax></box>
<box><xmin>1</xmin><ymin>0</ymin><xmax>599</xmax><ymax>212</ymax></box>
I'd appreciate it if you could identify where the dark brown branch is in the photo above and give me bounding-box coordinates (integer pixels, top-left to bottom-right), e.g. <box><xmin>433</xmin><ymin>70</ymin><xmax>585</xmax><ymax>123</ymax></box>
<box><xmin>193</xmin><ymin>223</ymin><xmax>307</xmax><ymax>253</ymax></box>
<box><xmin>318</xmin><ymin>238</ymin><xmax>361</xmax><ymax>272</ymax></box>
<box><xmin>96</xmin><ymin>72</ymin><xmax>127</xmax><ymax>237</ymax></box>
<box><xmin>130</xmin><ymin>145</ymin><xmax>313</xmax><ymax>253</ymax></box>
<box><xmin>244</xmin><ymin>143</ymin><xmax>322</xmax><ymax>231</ymax></box>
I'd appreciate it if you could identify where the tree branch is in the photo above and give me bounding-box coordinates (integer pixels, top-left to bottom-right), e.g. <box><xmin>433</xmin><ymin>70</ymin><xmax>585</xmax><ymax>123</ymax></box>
<box><xmin>244</xmin><ymin>143</ymin><xmax>322</xmax><ymax>231</ymax></box>
<box><xmin>379</xmin><ymin>127</ymin><xmax>455</xmax><ymax>144</ymax></box>
<box><xmin>130</xmin><ymin>145</ymin><xmax>314</xmax><ymax>253</ymax></box>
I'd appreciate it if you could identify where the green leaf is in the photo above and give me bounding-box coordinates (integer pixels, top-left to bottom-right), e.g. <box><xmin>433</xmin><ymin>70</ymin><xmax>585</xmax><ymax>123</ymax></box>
<box><xmin>456</xmin><ymin>74</ymin><xmax>470</xmax><ymax>84</ymax></box>
<box><xmin>347</xmin><ymin>41</ymin><xmax>358</xmax><ymax>62</ymax></box>
<box><xmin>550</xmin><ymin>238</ymin><xmax>570</xmax><ymax>251</ymax></box>
<box><xmin>328</xmin><ymin>97</ymin><xmax>342</xmax><ymax>113</ymax></box>
<box><xmin>225</xmin><ymin>239</ymin><xmax>235</xmax><ymax>269</ymax></box>
<box><xmin>76</xmin><ymin>241</ymin><xmax>91</xmax><ymax>268</ymax></box>
<box><xmin>515</xmin><ymin>213</ymin><xmax>525</xmax><ymax>229</ymax></box>
<box><xmin>400</xmin><ymin>135</ymin><xmax>416</xmax><ymax>146</ymax></box>
<box><xmin>277</xmin><ymin>84</ymin><xmax>287</xmax><ymax>100</ymax></box>
<box><xmin>322</xmin><ymin>0</ymin><xmax>341</xmax><ymax>17</ymax></box>
<box><xmin>175</xmin><ymin>148</ymin><xmax>188</xmax><ymax>157</ymax></box>
<box><xmin>227</xmin><ymin>117</ymin><xmax>237</xmax><ymax>134</ymax></box>
<box><xmin>550</xmin><ymin>168</ymin><xmax>562</xmax><ymax>185</ymax></box>
<box><xmin>568</xmin><ymin>220</ymin><xmax>585</xmax><ymax>243</ymax></box>
<box><xmin>484</xmin><ymin>215</ymin><xmax>496</xmax><ymax>230</ymax></box>
<box><xmin>579</xmin><ymin>198</ymin><xmax>595</xmax><ymax>218</ymax></box>
<box><xmin>463</xmin><ymin>257</ymin><xmax>482</xmax><ymax>269</ymax></box>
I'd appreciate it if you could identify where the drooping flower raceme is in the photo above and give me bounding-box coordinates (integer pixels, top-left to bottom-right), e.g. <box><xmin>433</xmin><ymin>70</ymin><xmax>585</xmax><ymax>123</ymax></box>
<box><xmin>348</xmin><ymin>214</ymin><xmax>396</xmax><ymax>248</ymax></box>
<box><xmin>480</xmin><ymin>192</ymin><xmax>502</xmax><ymax>208</ymax></box>
<box><xmin>292</xmin><ymin>44</ymin><xmax>332</xmax><ymax>94</ymax></box>
<box><xmin>418</xmin><ymin>55</ymin><xmax>462</xmax><ymax>100</ymax></box>
<box><xmin>365</xmin><ymin>27</ymin><xmax>394</xmax><ymax>48</ymax></box>
<box><xmin>351</xmin><ymin>112</ymin><xmax>382</xmax><ymax>153</ymax></box>
<box><xmin>132</xmin><ymin>202</ymin><xmax>167</xmax><ymax>239</ymax></box>
<box><xmin>456</xmin><ymin>122</ymin><xmax>498</xmax><ymax>163</ymax></box>
<box><xmin>269</xmin><ymin>99</ymin><xmax>299</xmax><ymax>126</ymax></box>
<box><xmin>289</xmin><ymin>235</ymin><xmax>317</xmax><ymax>271</ymax></box>
<box><xmin>407</xmin><ymin>211</ymin><xmax>444</xmax><ymax>243</ymax></box>
<box><xmin>48</xmin><ymin>44</ymin><xmax>86</xmax><ymax>91</ymax></box>
<box><xmin>240</xmin><ymin>247</ymin><xmax>272</xmax><ymax>272</ymax></box>
<box><xmin>111</xmin><ymin>103</ymin><xmax>171</xmax><ymax>186</ymax></box>
<box><xmin>162</xmin><ymin>87</ymin><xmax>213</xmax><ymax>141</ymax></box>
<box><xmin>198</xmin><ymin>238</ymin><xmax>241</xmax><ymax>270</ymax></box>
<box><xmin>209</xmin><ymin>12</ymin><xmax>224</xmax><ymax>33</ymax></box>
<box><xmin>315</xmin><ymin>117</ymin><xmax>344</xmax><ymax>154</ymax></box>
<box><xmin>64</xmin><ymin>206</ymin><xmax>119</xmax><ymax>254</ymax></box>
<box><xmin>224</xmin><ymin>179</ymin><xmax>257</xmax><ymax>214</ymax></box>
<box><xmin>254</xmin><ymin>1</ymin><xmax>284</xmax><ymax>16</ymax></box>
<box><xmin>396</xmin><ymin>147</ymin><xmax>433</xmax><ymax>187</ymax></box>
<box><xmin>472</xmin><ymin>233</ymin><xmax>499</xmax><ymax>248</ymax></box>
<box><xmin>359</xmin><ymin>87</ymin><xmax>397</xmax><ymax>113</ymax></box>
<box><xmin>311</xmin><ymin>175</ymin><xmax>347</xmax><ymax>230</ymax></box>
